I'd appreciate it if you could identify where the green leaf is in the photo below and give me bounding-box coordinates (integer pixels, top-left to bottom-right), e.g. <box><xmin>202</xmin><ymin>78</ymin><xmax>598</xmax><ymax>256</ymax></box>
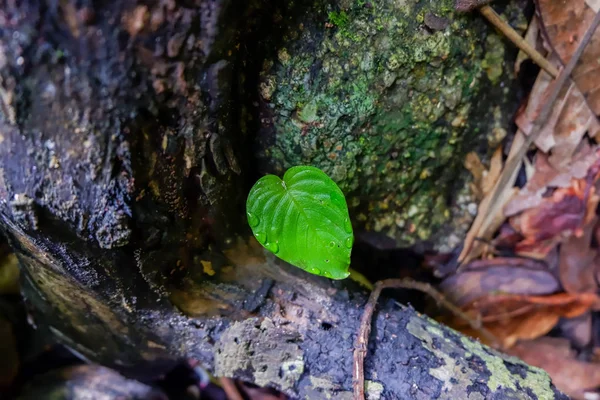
<box><xmin>246</xmin><ymin>166</ymin><xmax>353</xmax><ymax>279</ymax></box>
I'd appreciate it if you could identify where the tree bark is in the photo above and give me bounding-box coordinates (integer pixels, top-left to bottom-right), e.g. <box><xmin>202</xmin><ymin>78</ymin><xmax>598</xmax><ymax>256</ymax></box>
<box><xmin>17</xmin><ymin>365</ymin><xmax>168</xmax><ymax>400</ymax></box>
<box><xmin>0</xmin><ymin>0</ymin><xmax>567</xmax><ymax>399</ymax></box>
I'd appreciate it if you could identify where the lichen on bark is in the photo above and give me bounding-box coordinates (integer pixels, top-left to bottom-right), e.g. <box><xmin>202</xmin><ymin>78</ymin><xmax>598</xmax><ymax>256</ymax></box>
<box><xmin>256</xmin><ymin>0</ymin><xmax>519</xmax><ymax>247</ymax></box>
<box><xmin>407</xmin><ymin>316</ymin><xmax>567</xmax><ymax>399</ymax></box>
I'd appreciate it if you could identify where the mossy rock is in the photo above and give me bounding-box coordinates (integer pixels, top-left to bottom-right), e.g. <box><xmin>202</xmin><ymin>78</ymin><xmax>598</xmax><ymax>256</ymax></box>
<box><xmin>255</xmin><ymin>0</ymin><xmax>520</xmax><ymax>248</ymax></box>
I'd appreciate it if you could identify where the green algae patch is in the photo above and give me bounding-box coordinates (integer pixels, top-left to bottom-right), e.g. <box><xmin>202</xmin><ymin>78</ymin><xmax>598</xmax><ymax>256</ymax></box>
<box><xmin>256</xmin><ymin>0</ymin><xmax>519</xmax><ymax>246</ymax></box>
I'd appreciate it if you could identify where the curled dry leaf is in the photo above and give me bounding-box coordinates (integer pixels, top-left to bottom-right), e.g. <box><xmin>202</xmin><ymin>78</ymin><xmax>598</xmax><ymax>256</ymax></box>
<box><xmin>508</xmin><ymin>337</ymin><xmax>600</xmax><ymax>399</ymax></box>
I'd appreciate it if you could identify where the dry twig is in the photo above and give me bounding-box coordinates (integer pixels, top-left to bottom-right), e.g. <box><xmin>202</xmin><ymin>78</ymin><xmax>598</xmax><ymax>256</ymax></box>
<box><xmin>479</xmin><ymin>5</ymin><xmax>559</xmax><ymax>78</ymax></box>
<box><xmin>459</xmin><ymin>9</ymin><xmax>600</xmax><ymax>264</ymax></box>
<box><xmin>352</xmin><ymin>278</ymin><xmax>501</xmax><ymax>400</ymax></box>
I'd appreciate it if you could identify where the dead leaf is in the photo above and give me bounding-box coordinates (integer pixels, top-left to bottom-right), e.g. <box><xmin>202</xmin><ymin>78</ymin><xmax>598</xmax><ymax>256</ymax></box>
<box><xmin>440</xmin><ymin>262</ymin><xmax>560</xmax><ymax>306</ymax></box>
<box><xmin>465</xmin><ymin>146</ymin><xmax>503</xmax><ymax>200</ymax></box>
<box><xmin>482</xmin><ymin>308</ymin><xmax>559</xmax><ymax>348</ymax></box>
<box><xmin>464</xmin><ymin>151</ymin><xmax>486</xmax><ymax>199</ymax></box>
<box><xmin>464</xmin><ymin>292</ymin><xmax>600</xmax><ymax>321</ymax></box>
<box><xmin>505</xmin><ymin>144</ymin><xmax>600</xmax><ymax>216</ymax></box>
<box><xmin>508</xmin><ymin>337</ymin><xmax>600</xmax><ymax>399</ymax></box>
<box><xmin>559</xmin><ymin>217</ymin><xmax>600</xmax><ymax>293</ymax></box>
<box><xmin>449</xmin><ymin>292</ymin><xmax>599</xmax><ymax>348</ymax></box>
<box><xmin>481</xmin><ymin>146</ymin><xmax>503</xmax><ymax>196</ymax></box>
<box><xmin>516</xmin><ymin>70</ymin><xmax>599</xmax><ymax>168</ymax></box>
<box><xmin>459</xmin><ymin>133</ymin><xmax>522</xmax><ymax>263</ymax></box>
<box><xmin>510</xmin><ymin>180</ymin><xmax>597</xmax><ymax>258</ymax></box>
<box><xmin>538</xmin><ymin>0</ymin><xmax>600</xmax><ymax>115</ymax></box>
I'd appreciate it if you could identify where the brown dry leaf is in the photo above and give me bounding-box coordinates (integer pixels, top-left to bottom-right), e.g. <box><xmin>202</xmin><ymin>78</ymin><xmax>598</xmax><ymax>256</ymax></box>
<box><xmin>464</xmin><ymin>292</ymin><xmax>600</xmax><ymax>321</ymax></box>
<box><xmin>538</xmin><ymin>0</ymin><xmax>600</xmax><ymax>115</ymax></box>
<box><xmin>559</xmin><ymin>217</ymin><xmax>600</xmax><ymax>293</ymax></box>
<box><xmin>459</xmin><ymin>132</ymin><xmax>522</xmax><ymax>263</ymax></box>
<box><xmin>464</xmin><ymin>152</ymin><xmax>486</xmax><ymax>200</ymax></box>
<box><xmin>464</xmin><ymin>146</ymin><xmax>503</xmax><ymax>200</ymax></box>
<box><xmin>508</xmin><ymin>337</ymin><xmax>600</xmax><ymax>399</ymax></box>
<box><xmin>450</xmin><ymin>292</ymin><xmax>599</xmax><ymax>348</ymax></box>
<box><xmin>480</xmin><ymin>308</ymin><xmax>559</xmax><ymax>348</ymax></box>
<box><xmin>481</xmin><ymin>146</ymin><xmax>503</xmax><ymax>196</ymax></box>
<box><xmin>440</xmin><ymin>259</ymin><xmax>560</xmax><ymax>306</ymax></box>
<box><xmin>505</xmin><ymin>144</ymin><xmax>600</xmax><ymax>216</ymax></box>
<box><xmin>509</xmin><ymin>176</ymin><xmax>598</xmax><ymax>258</ymax></box>
<box><xmin>515</xmin><ymin>70</ymin><xmax>599</xmax><ymax>168</ymax></box>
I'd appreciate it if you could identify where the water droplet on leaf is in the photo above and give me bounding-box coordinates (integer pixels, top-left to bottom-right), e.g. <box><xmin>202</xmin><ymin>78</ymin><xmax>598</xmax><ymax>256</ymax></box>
<box><xmin>329</xmin><ymin>241</ymin><xmax>336</xmax><ymax>248</ymax></box>
<box><xmin>247</xmin><ymin>212</ymin><xmax>259</xmax><ymax>227</ymax></box>
<box><xmin>323</xmin><ymin>271</ymin><xmax>332</xmax><ymax>277</ymax></box>
<box><xmin>345</xmin><ymin>236</ymin><xmax>353</xmax><ymax>248</ymax></box>
<box><xmin>312</xmin><ymin>268</ymin><xmax>322</xmax><ymax>275</ymax></box>
<box><xmin>344</xmin><ymin>218</ymin><xmax>353</xmax><ymax>233</ymax></box>
<box><xmin>266</xmin><ymin>242</ymin><xmax>279</xmax><ymax>254</ymax></box>
<box><xmin>255</xmin><ymin>231</ymin><xmax>266</xmax><ymax>244</ymax></box>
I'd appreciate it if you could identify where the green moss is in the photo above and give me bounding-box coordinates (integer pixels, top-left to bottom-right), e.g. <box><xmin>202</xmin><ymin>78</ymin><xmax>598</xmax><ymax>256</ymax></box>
<box><xmin>481</xmin><ymin>34</ymin><xmax>505</xmax><ymax>84</ymax></box>
<box><xmin>328</xmin><ymin>10</ymin><xmax>349</xmax><ymax>28</ymax></box>
<box><xmin>257</xmin><ymin>0</ymin><xmax>515</xmax><ymax>246</ymax></box>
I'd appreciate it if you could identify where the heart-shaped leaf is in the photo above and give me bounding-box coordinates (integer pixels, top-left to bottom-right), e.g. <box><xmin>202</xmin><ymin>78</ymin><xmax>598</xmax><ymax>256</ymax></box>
<box><xmin>246</xmin><ymin>166</ymin><xmax>353</xmax><ymax>279</ymax></box>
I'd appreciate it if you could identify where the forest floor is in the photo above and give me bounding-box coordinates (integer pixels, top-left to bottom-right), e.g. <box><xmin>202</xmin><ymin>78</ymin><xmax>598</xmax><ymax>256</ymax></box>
<box><xmin>4</xmin><ymin>0</ymin><xmax>600</xmax><ymax>399</ymax></box>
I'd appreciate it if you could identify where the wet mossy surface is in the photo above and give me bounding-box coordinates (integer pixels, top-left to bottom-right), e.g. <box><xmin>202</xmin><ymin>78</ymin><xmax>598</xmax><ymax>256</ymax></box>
<box><xmin>256</xmin><ymin>0</ymin><xmax>520</xmax><ymax>247</ymax></box>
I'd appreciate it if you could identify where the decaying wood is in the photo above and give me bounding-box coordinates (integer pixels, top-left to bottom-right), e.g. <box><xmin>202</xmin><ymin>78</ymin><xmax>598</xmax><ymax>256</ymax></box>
<box><xmin>0</xmin><ymin>0</ymin><xmax>568</xmax><ymax>398</ymax></box>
